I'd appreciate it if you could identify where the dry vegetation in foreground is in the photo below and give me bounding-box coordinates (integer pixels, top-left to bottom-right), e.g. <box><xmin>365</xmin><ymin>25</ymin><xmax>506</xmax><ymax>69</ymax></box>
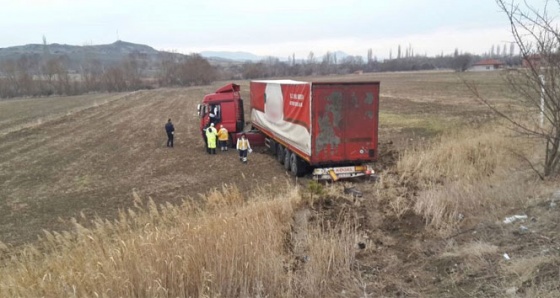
<box><xmin>374</xmin><ymin>122</ymin><xmax>560</xmax><ymax>296</ymax></box>
<box><xmin>0</xmin><ymin>183</ymin><xmax>367</xmax><ymax>297</ymax></box>
<box><xmin>1</xmin><ymin>122</ymin><xmax>559</xmax><ymax>297</ymax></box>
<box><xmin>394</xmin><ymin>124</ymin><xmax>538</xmax><ymax>233</ymax></box>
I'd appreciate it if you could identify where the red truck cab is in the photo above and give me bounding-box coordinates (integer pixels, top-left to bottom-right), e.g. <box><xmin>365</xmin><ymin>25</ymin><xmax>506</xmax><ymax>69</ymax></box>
<box><xmin>198</xmin><ymin>83</ymin><xmax>244</xmax><ymax>135</ymax></box>
<box><xmin>198</xmin><ymin>83</ymin><xmax>264</xmax><ymax>147</ymax></box>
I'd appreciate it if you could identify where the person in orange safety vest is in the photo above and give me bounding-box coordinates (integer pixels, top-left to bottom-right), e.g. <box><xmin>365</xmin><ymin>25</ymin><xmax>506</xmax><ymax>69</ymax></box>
<box><xmin>236</xmin><ymin>133</ymin><xmax>252</xmax><ymax>163</ymax></box>
<box><xmin>217</xmin><ymin>125</ymin><xmax>229</xmax><ymax>151</ymax></box>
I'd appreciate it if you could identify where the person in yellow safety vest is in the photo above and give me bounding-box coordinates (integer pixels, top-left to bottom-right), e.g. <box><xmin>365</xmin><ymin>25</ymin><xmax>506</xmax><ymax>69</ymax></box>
<box><xmin>206</xmin><ymin>123</ymin><xmax>218</xmax><ymax>154</ymax></box>
<box><xmin>217</xmin><ymin>125</ymin><xmax>229</xmax><ymax>151</ymax></box>
<box><xmin>236</xmin><ymin>133</ymin><xmax>252</xmax><ymax>163</ymax></box>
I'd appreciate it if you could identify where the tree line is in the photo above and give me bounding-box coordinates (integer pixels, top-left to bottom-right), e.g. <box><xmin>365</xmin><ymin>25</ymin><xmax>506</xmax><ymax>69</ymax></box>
<box><xmin>229</xmin><ymin>49</ymin><xmax>523</xmax><ymax>80</ymax></box>
<box><xmin>1</xmin><ymin>44</ymin><xmax>525</xmax><ymax>99</ymax></box>
<box><xmin>0</xmin><ymin>51</ymin><xmax>217</xmax><ymax>99</ymax></box>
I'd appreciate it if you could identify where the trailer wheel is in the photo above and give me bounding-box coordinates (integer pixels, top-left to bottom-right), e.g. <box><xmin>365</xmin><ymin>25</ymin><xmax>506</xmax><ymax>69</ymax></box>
<box><xmin>283</xmin><ymin>148</ymin><xmax>291</xmax><ymax>171</ymax></box>
<box><xmin>289</xmin><ymin>153</ymin><xmax>306</xmax><ymax>177</ymax></box>
<box><xmin>277</xmin><ymin>144</ymin><xmax>285</xmax><ymax>164</ymax></box>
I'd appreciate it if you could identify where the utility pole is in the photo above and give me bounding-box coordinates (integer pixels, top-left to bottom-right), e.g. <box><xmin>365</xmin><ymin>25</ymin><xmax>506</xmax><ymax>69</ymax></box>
<box><xmin>540</xmin><ymin>74</ymin><xmax>545</xmax><ymax>127</ymax></box>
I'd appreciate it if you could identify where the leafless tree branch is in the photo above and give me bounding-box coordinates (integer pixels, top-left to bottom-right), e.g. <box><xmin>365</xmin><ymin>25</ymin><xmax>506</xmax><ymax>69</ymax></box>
<box><xmin>467</xmin><ymin>0</ymin><xmax>560</xmax><ymax>176</ymax></box>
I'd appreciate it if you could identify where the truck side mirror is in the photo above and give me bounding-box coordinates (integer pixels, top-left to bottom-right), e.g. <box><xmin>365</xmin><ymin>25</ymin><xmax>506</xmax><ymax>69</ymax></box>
<box><xmin>197</xmin><ymin>104</ymin><xmax>201</xmax><ymax>117</ymax></box>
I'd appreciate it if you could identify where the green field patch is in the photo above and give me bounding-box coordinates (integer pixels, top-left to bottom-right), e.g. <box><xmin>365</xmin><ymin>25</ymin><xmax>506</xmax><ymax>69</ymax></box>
<box><xmin>380</xmin><ymin>111</ymin><xmax>459</xmax><ymax>136</ymax></box>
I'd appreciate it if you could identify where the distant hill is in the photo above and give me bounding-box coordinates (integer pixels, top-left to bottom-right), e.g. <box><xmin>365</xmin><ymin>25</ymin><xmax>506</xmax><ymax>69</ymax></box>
<box><xmin>0</xmin><ymin>41</ymin><xmax>230</xmax><ymax>73</ymax></box>
<box><xmin>0</xmin><ymin>40</ymin><xmax>163</xmax><ymax>65</ymax></box>
<box><xmin>0</xmin><ymin>40</ymin><xmax>355</xmax><ymax>72</ymax></box>
<box><xmin>200</xmin><ymin>51</ymin><xmax>264</xmax><ymax>62</ymax></box>
<box><xmin>200</xmin><ymin>50</ymin><xmax>353</xmax><ymax>63</ymax></box>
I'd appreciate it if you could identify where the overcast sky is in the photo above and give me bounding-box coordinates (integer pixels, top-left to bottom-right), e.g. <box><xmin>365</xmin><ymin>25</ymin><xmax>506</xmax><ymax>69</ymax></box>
<box><xmin>1</xmin><ymin>0</ymin><xmax>523</xmax><ymax>59</ymax></box>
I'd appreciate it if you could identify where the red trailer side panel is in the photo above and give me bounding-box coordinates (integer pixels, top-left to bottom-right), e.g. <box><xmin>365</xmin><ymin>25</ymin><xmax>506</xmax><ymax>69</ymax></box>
<box><xmin>250</xmin><ymin>80</ymin><xmax>312</xmax><ymax>156</ymax></box>
<box><xmin>311</xmin><ymin>82</ymin><xmax>379</xmax><ymax>164</ymax></box>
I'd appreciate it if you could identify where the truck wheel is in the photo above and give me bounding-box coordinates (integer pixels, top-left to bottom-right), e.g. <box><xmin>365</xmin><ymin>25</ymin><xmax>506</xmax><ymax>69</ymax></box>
<box><xmin>284</xmin><ymin>148</ymin><xmax>291</xmax><ymax>171</ymax></box>
<box><xmin>277</xmin><ymin>144</ymin><xmax>285</xmax><ymax>164</ymax></box>
<box><xmin>290</xmin><ymin>153</ymin><xmax>307</xmax><ymax>177</ymax></box>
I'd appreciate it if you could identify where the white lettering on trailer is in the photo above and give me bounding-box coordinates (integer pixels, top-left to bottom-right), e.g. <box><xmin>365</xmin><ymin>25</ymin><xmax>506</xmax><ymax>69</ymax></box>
<box><xmin>289</xmin><ymin>93</ymin><xmax>305</xmax><ymax>100</ymax></box>
<box><xmin>289</xmin><ymin>101</ymin><xmax>303</xmax><ymax>107</ymax></box>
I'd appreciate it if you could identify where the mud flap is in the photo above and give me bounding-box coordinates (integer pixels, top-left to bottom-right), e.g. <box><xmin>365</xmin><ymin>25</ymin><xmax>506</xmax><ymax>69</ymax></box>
<box><xmin>328</xmin><ymin>170</ymin><xmax>339</xmax><ymax>182</ymax></box>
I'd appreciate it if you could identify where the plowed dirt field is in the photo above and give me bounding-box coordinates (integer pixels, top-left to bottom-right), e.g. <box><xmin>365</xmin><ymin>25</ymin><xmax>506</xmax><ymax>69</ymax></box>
<box><xmin>0</xmin><ymin>72</ymin><xmax>498</xmax><ymax>246</ymax></box>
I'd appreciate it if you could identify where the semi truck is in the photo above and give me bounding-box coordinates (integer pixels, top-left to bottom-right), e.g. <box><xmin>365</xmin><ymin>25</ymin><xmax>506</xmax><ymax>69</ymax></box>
<box><xmin>198</xmin><ymin>80</ymin><xmax>380</xmax><ymax>181</ymax></box>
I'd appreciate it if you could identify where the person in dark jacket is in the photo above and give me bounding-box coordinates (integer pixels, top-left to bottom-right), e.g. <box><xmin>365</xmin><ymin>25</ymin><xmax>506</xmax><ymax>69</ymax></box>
<box><xmin>165</xmin><ymin>118</ymin><xmax>175</xmax><ymax>147</ymax></box>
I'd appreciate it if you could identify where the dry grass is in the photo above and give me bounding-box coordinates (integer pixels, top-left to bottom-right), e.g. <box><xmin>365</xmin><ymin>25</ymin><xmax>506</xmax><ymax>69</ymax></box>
<box><xmin>378</xmin><ymin>123</ymin><xmax>541</xmax><ymax>235</ymax></box>
<box><xmin>293</xmin><ymin>221</ymin><xmax>364</xmax><ymax>297</ymax></box>
<box><xmin>443</xmin><ymin>241</ymin><xmax>499</xmax><ymax>258</ymax></box>
<box><xmin>380</xmin><ymin>112</ymin><xmax>459</xmax><ymax>136</ymax></box>
<box><xmin>0</xmin><ymin>183</ymin><xmax>364</xmax><ymax>297</ymax></box>
<box><xmin>502</xmin><ymin>256</ymin><xmax>560</xmax><ymax>297</ymax></box>
<box><xmin>440</xmin><ymin>241</ymin><xmax>500</xmax><ymax>278</ymax></box>
<box><xmin>397</xmin><ymin>125</ymin><xmax>516</xmax><ymax>183</ymax></box>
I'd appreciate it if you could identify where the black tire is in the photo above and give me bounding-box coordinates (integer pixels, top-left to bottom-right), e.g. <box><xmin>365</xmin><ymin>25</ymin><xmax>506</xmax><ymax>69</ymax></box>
<box><xmin>290</xmin><ymin>153</ymin><xmax>307</xmax><ymax>177</ymax></box>
<box><xmin>269</xmin><ymin>139</ymin><xmax>276</xmax><ymax>155</ymax></box>
<box><xmin>277</xmin><ymin>144</ymin><xmax>285</xmax><ymax>164</ymax></box>
<box><xmin>284</xmin><ymin>148</ymin><xmax>291</xmax><ymax>171</ymax></box>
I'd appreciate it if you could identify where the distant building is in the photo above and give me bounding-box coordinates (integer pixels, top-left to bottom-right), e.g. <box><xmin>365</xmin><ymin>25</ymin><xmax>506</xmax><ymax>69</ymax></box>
<box><xmin>469</xmin><ymin>59</ymin><xmax>505</xmax><ymax>71</ymax></box>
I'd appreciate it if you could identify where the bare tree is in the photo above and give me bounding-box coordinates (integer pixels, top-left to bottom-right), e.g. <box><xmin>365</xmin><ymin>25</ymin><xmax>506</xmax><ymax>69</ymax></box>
<box><xmin>509</xmin><ymin>42</ymin><xmax>516</xmax><ymax>56</ymax></box>
<box><xmin>468</xmin><ymin>0</ymin><xmax>560</xmax><ymax>177</ymax></box>
<box><xmin>305</xmin><ymin>51</ymin><xmax>316</xmax><ymax>75</ymax></box>
<box><xmin>452</xmin><ymin>53</ymin><xmax>473</xmax><ymax>72</ymax></box>
<box><xmin>158</xmin><ymin>52</ymin><xmax>179</xmax><ymax>86</ymax></box>
<box><xmin>320</xmin><ymin>51</ymin><xmax>335</xmax><ymax>74</ymax></box>
<box><xmin>242</xmin><ymin>62</ymin><xmax>266</xmax><ymax>79</ymax></box>
<box><xmin>80</xmin><ymin>58</ymin><xmax>103</xmax><ymax>92</ymax></box>
<box><xmin>122</xmin><ymin>53</ymin><xmax>147</xmax><ymax>90</ymax></box>
<box><xmin>182</xmin><ymin>54</ymin><xmax>216</xmax><ymax>85</ymax></box>
<box><xmin>16</xmin><ymin>55</ymin><xmax>36</xmax><ymax>95</ymax></box>
<box><xmin>0</xmin><ymin>60</ymin><xmax>19</xmax><ymax>97</ymax></box>
<box><xmin>307</xmin><ymin>51</ymin><xmax>315</xmax><ymax>64</ymax></box>
<box><xmin>102</xmin><ymin>66</ymin><xmax>126</xmax><ymax>92</ymax></box>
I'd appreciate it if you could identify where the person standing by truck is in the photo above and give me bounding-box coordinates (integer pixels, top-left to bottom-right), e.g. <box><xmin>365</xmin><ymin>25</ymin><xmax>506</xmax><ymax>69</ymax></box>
<box><xmin>217</xmin><ymin>125</ymin><xmax>229</xmax><ymax>151</ymax></box>
<box><xmin>236</xmin><ymin>133</ymin><xmax>252</xmax><ymax>163</ymax></box>
<box><xmin>165</xmin><ymin>118</ymin><xmax>175</xmax><ymax>148</ymax></box>
<box><xmin>206</xmin><ymin>123</ymin><xmax>218</xmax><ymax>154</ymax></box>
